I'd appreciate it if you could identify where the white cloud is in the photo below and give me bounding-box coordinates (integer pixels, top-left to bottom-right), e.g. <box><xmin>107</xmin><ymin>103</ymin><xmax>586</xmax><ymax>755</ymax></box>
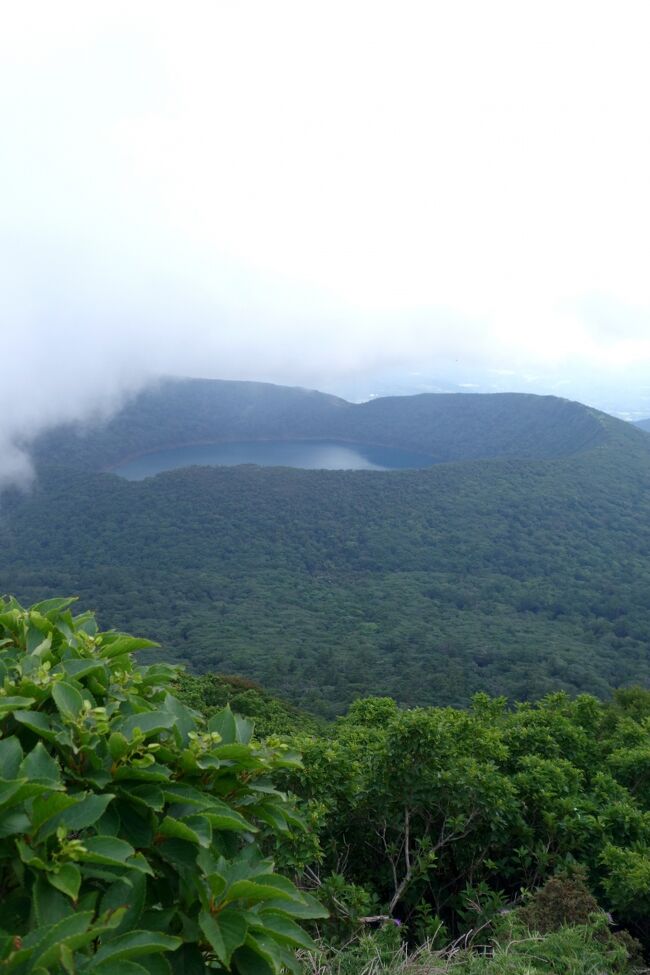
<box><xmin>2</xmin><ymin>0</ymin><xmax>650</xmax><ymax>484</ymax></box>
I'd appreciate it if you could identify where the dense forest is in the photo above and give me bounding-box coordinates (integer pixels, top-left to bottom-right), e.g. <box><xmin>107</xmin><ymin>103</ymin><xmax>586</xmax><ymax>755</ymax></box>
<box><xmin>5</xmin><ymin>384</ymin><xmax>650</xmax><ymax>970</ymax></box>
<box><xmin>3</xmin><ymin>596</ymin><xmax>650</xmax><ymax>974</ymax></box>
<box><xmin>183</xmin><ymin>667</ymin><xmax>650</xmax><ymax>973</ymax></box>
<box><xmin>2</xmin><ymin>383</ymin><xmax>650</xmax><ymax>715</ymax></box>
<box><xmin>30</xmin><ymin>378</ymin><xmax>608</xmax><ymax>470</ymax></box>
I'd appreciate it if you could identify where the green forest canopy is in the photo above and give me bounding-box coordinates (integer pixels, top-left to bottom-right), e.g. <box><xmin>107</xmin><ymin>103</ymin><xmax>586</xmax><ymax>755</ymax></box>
<box><xmin>3</xmin><ymin>408</ymin><xmax>650</xmax><ymax>714</ymax></box>
<box><xmin>5</xmin><ymin>597</ymin><xmax>650</xmax><ymax>973</ymax></box>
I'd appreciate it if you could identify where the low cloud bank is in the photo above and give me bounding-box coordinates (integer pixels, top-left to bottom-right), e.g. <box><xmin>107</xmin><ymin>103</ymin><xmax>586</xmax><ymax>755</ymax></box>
<box><xmin>4</xmin><ymin>3</ymin><xmax>650</xmax><ymax>486</ymax></box>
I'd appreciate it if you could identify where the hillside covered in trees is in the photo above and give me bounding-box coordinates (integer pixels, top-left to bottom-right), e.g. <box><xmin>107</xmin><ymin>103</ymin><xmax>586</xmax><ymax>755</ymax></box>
<box><xmin>2</xmin><ymin>381</ymin><xmax>650</xmax><ymax>716</ymax></box>
<box><xmin>3</xmin><ymin>596</ymin><xmax>650</xmax><ymax>974</ymax></box>
<box><xmin>31</xmin><ymin>377</ymin><xmax>609</xmax><ymax>470</ymax></box>
<box><xmin>184</xmin><ymin>666</ymin><xmax>650</xmax><ymax>972</ymax></box>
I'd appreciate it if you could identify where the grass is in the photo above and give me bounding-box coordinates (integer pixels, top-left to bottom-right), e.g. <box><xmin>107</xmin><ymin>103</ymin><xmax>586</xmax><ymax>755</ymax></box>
<box><xmin>297</xmin><ymin>923</ymin><xmax>646</xmax><ymax>974</ymax></box>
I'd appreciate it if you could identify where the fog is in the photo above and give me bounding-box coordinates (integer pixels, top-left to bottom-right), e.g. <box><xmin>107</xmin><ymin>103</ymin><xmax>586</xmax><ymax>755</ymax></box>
<box><xmin>2</xmin><ymin>1</ymin><xmax>650</xmax><ymax>487</ymax></box>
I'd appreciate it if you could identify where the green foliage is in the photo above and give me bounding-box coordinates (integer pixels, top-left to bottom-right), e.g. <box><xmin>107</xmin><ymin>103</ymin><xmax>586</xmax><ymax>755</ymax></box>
<box><xmin>517</xmin><ymin>868</ymin><xmax>600</xmax><ymax>934</ymax></box>
<box><xmin>175</xmin><ymin>673</ymin><xmax>321</xmax><ymax>739</ymax></box>
<box><xmin>281</xmin><ymin>690</ymin><xmax>650</xmax><ymax>959</ymax></box>
<box><xmin>3</xmin><ymin>388</ymin><xmax>650</xmax><ymax>717</ymax></box>
<box><xmin>299</xmin><ymin>918</ymin><xmax>637</xmax><ymax>975</ymax></box>
<box><xmin>0</xmin><ymin>596</ymin><xmax>325</xmax><ymax>974</ymax></box>
<box><xmin>30</xmin><ymin>380</ymin><xmax>609</xmax><ymax>472</ymax></box>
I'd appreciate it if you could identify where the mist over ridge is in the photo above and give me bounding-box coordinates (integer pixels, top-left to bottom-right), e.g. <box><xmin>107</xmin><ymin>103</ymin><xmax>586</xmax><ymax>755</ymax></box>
<box><xmin>30</xmin><ymin>376</ymin><xmax>643</xmax><ymax>486</ymax></box>
<box><xmin>4</xmin><ymin>5</ymin><xmax>650</xmax><ymax>489</ymax></box>
<box><xmin>5</xmin><ymin>372</ymin><xmax>650</xmax><ymax>715</ymax></box>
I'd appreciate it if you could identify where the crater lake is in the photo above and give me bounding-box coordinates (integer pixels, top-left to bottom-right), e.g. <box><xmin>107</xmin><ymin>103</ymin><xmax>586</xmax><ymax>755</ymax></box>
<box><xmin>112</xmin><ymin>440</ymin><xmax>434</xmax><ymax>479</ymax></box>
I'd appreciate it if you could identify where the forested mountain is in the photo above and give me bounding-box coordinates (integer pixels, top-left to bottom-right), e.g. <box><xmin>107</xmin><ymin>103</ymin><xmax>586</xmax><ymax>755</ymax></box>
<box><xmin>31</xmin><ymin>377</ymin><xmax>609</xmax><ymax>470</ymax></box>
<box><xmin>634</xmin><ymin>417</ymin><xmax>650</xmax><ymax>433</ymax></box>
<box><xmin>3</xmin><ymin>381</ymin><xmax>650</xmax><ymax>717</ymax></box>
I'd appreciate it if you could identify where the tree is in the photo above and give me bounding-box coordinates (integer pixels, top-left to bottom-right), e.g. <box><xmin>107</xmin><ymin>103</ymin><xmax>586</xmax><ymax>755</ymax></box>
<box><xmin>0</xmin><ymin>596</ymin><xmax>324</xmax><ymax>974</ymax></box>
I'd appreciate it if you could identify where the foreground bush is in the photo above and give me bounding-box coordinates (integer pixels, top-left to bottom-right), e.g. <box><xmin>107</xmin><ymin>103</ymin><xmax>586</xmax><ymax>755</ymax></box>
<box><xmin>0</xmin><ymin>596</ymin><xmax>324</xmax><ymax>974</ymax></box>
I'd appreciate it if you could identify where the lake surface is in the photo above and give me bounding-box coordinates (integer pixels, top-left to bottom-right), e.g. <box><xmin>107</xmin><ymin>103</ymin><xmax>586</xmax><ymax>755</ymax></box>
<box><xmin>113</xmin><ymin>440</ymin><xmax>434</xmax><ymax>480</ymax></box>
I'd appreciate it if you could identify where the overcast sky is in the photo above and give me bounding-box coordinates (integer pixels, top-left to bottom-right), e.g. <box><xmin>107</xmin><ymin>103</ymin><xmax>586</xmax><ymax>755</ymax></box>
<box><xmin>2</xmin><ymin>1</ymin><xmax>650</xmax><ymax>482</ymax></box>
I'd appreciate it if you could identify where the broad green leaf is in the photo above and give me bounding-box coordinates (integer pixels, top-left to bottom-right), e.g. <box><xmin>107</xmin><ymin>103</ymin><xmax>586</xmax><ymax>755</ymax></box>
<box><xmin>2</xmin><ymin>781</ymin><xmax>54</xmax><ymax>810</ymax></box>
<box><xmin>0</xmin><ymin>779</ymin><xmax>28</xmax><ymax>810</ymax></box>
<box><xmin>226</xmin><ymin>880</ymin><xmax>295</xmax><ymax>906</ymax></box>
<box><xmin>35</xmin><ymin>915</ymin><xmax>123</xmax><ymax>970</ymax></box>
<box><xmin>247</xmin><ymin>874</ymin><xmax>306</xmax><ymax>899</ymax></box>
<box><xmin>157</xmin><ymin>839</ymin><xmax>199</xmax><ymax>870</ymax></box>
<box><xmin>26</xmin><ymin>619</ymin><xmax>51</xmax><ymax>654</ymax></box>
<box><xmin>88</xmin><ymin>964</ymin><xmax>149</xmax><ymax>975</ymax></box>
<box><xmin>0</xmin><ymin>737</ymin><xmax>23</xmax><ymax>778</ymax></box>
<box><xmin>162</xmin><ymin>783</ymin><xmax>212</xmax><ymax>807</ymax></box>
<box><xmin>204</xmin><ymin>808</ymin><xmax>254</xmax><ymax>832</ymax></box>
<box><xmin>100</xmin><ymin>636</ymin><xmax>159</xmax><ymax>659</ymax></box>
<box><xmin>32</xmin><ymin>877</ymin><xmax>77</xmax><ymax>927</ymax></box>
<box><xmin>74</xmin><ymin>612</ymin><xmax>98</xmax><ymax>636</ymax></box>
<box><xmin>137</xmin><ymin>663</ymin><xmax>178</xmax><ymax>685</ymax></box>
<box><xmin>249</xmin><ymin>805</ymin><xmax>287</xmax><ymax>832</ymax></box>
<box><xmin>16</xmin><ymin>838</ymin><xmax>47</xmax><ymax>869</ymax></box>
<box><xmin>116</xmin><ymin>710</ymin><xmax>176</xmax><ymax>739</ymax></box>
<box><xmin>235</xmin><ymin>715</ymin><xmax>254</xmax><ymax>745</ymax></box>
<box><xmin>60</xmin><ymin>942</ymin><xmax>76</xmax><ymax>975</ymax></box>
<box><xmin>79</xmin><ymin>835</ymin><xmax>137</xmax><ymax>866</ymax></box>
<box><xmin>162</xmin><ymin>693</ymin><xmax>197</xmax><ymax>745</ymax></box>
<box><xmin>128</xmin><ymin>784</ymin><xmax>165</xmax><ymax>810</ymax></box>
<box><xmin>0</xmin><ymin>696</ymin><xmax>36</xmax><ymax>716</ymax></box>
<box><xmin>254</xmin><ymin>912</ymin><xmax>317</xmax><ymax>950</ymax></box>
<box><xmin>108</xmin><ymin>732</ymin><xmax>130</xmax><ymax>761</ymax></box>
<box><xmin>158</xmin><ymin>815</ymin><xmax>211</xmax><ymax>848</ymax></box>
<box><xmin>129</xmin><ymin>852</ymin><xmax>155</xmax><ymax>876</ymax></box>
<box><xmin>93</xmin><ymin>930</ymin><xmax>181</xmax><ymax>964</ymax></box>
<box><xmin>133</xmin><ymin>956</ymin><xmax>173</xmax><ymax>975</ymax></box>
<box><xmin>0</xmin><ymin>933</ymin><xmax>15</xmax><ymax>961</ymax></box>
<box><xmin>207</xmin><ymin>706</ymin><xmax>237</xmax><ymax>744</ymax></box>
<box><xmin>213</xmin><ymin>743</ymin><xmax>264</xmax><ymax>766</ymax></box>
<box><xmin>31</xmin><ymin>597</ymin><xmax>78</xmax><ymax>616</ymax></box>
<box><xmin>99</xmin><ymin>872</ymin><xmax>147</xmax><ymax>937</ymax></box>
<box><xmin>32</xmin><ymin>792</ymin><xmax>78</xmax><ymax>833</ymax></box>
<box><xmin>52</xmin><ymin>681</ymin><xmax>84</xmax><ymax>720</ymax></box>
<box><xmin>139</xmin><ymin>908</ymin><xmax>176</xmax><ymax>933</ymax></box>
<box><xmin>13</xmin><ymin>709</ymin><xmax>57</xmax><ymax>741</ymax></box>
<box><xmin>85</xmin><ymin>769</ymin><xmax>113</xmax><ymax>790</ymax></box>
<box><xmin>96</xmin><ymin>803</ymin><xmax>121</xmax><ymax>836</ymax></box>
<box><xmin>114</xmin><ymin>762</ymin><xmax>172</xmax><ymax>783</ymax></box>
<box><xmin>19</xmin><ymin>741</ymin><xmax>62</xmax><ymax>784</ymax></box>
<box><xmin>262</xmin><ymin>893</ymin><xmax>328</xmax><ymax>920</ymax></box>
<box><xmin>35</xmin><ymin>792</ymin><xmax>114</xmax><ymax>841</ymax></box>
<box><xmin>199</xmin><ymin>907</ymin><xmax>248</xmax><ymax>966</ymax></box>
<box><xmin>245</xmin><ymin>932</ymin><xmax>298</xmax><ymax>975</ymax></box>
<box><xmin>59</xmin><ymin>658</ymin><xmax>107</xmax><ymax>681</ymax></box>
<box><xmin>0</xmin><ymin>809</ymin><xmax>30</xmax><ymax>838</ymax></box>
<box><xmin>232</xmin><ymin>944</ymin><xmax>276</xmax><ymax>975</ymax></box>
<box><xmin>272</xmin><ymin>749</ymin><xmax>303</xmax><ymax>770</ymax></box>
<box><xmin>48</xmin><ymin>863</ymin><xmax>81</xmax><ymax>901</ymax></box>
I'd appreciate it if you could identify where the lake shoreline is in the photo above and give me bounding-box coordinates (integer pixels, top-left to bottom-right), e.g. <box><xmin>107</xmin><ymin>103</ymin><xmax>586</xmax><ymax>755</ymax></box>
<box><xmin>110</xmin><ymin>438</ymin><xmax>437</xmax><ymax>480</ymax></box>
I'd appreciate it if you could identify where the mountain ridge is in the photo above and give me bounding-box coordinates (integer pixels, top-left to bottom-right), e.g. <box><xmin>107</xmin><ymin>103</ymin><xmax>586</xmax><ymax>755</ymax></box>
<box><xmin>30</xmin><ymin>377</ymin><xmax>640</xmax><ymax>473</ymax></box>
<box><xmin>4</xmin><ymin>379</ymin><xmax>650</xmax><ymax>715</ymax></box>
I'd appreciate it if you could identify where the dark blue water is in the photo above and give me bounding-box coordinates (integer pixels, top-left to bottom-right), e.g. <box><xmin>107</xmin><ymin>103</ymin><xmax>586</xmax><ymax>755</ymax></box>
<box><xmin>113</xmin><ymin>440</ymin><xmax>434</xmax><ymax>480</ymax></box>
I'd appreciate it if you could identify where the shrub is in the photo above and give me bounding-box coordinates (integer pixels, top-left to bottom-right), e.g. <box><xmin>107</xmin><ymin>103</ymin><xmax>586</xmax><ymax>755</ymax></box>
<box><xmin>517</xmin><ymin>868</ymin><xmax>600</xmax><ymax>933</ymax></box>
<box><xmin>0</xmin><ymin>595</ymin><xmax>325</xmax><ymax>974</ymax></box>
